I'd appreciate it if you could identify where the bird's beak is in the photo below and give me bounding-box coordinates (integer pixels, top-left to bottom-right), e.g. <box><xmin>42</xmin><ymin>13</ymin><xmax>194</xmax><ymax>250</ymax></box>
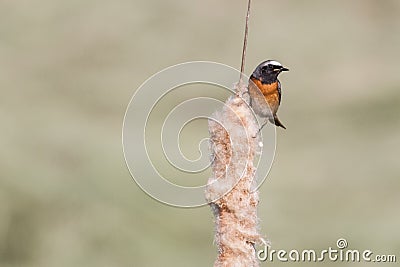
<box><xmin>281</xmin><ymin>67</ymin><xmax>289</xmax><ymax>72</ymax></box>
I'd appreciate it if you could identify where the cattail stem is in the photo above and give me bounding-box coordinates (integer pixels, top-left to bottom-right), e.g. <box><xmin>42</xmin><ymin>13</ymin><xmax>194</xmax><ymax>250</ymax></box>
<box><xmin>206</xmin><ymin>2</ymin><xmax>262</xmax><ymax>265</ymax></box>
<box><xmin>239</xmin><ymin>0</ymin><xmax>252</xmax><ymax>85</ymax></box>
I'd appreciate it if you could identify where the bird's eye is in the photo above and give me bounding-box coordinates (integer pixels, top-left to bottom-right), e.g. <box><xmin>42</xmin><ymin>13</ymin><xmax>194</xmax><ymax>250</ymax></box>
<box><xmin>268</xmin><ymin>64</ymin><xmax>274</xmax><ymax>69</ymax></box>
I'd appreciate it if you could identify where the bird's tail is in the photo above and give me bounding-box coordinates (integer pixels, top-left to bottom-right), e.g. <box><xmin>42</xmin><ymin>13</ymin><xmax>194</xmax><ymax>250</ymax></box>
<box><xmin>269</xmin><ymin>116</ymin><xmax>286</xmax><ymax>129</ymax></box>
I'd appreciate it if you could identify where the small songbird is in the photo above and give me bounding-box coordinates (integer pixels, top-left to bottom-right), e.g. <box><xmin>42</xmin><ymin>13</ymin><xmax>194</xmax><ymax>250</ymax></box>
<box><xmin>248</xmin><ymin>60</ymin><xmax>289</xmax><ymax>130</ymax></box>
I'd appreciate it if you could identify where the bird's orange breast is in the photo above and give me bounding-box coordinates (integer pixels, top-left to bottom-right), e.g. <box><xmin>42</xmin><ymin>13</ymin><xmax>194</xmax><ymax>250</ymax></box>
<box><xmin>249</xmin><ymin>77</ymin><xmax>280</xmax><ymax>114</ymax></box>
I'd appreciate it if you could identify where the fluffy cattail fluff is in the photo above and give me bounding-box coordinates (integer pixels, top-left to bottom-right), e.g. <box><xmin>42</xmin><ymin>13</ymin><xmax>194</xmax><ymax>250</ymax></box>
<box><xmin>206</xmin><ymin>83</ymin><xmax>262</xmax><ymax>267</ymax></box>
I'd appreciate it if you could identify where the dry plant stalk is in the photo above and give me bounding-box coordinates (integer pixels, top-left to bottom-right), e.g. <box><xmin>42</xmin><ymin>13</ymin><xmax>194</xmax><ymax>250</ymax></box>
<box><xmin>205</xmin><ymin>1</ymin><xmax>263</xmax><ymax>265</ymax></box>
<box><xmin>206</xmin><ymin>83</ymin><xmax>262</xmax><ymax>267</ymax></box>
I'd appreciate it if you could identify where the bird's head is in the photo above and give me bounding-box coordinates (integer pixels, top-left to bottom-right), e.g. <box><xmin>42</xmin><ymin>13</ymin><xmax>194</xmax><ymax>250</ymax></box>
<box><xmin>251</xmin><ymin>60</ymin><xmax>289</xmax><ymax>84</ymax></box>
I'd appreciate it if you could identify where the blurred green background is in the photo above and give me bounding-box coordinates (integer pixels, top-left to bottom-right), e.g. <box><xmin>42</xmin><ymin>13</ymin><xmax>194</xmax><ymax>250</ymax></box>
<box><xmin>1</xmin><ymin>0</ymin><xmax>399</xmax><ymax>266</ymax></box>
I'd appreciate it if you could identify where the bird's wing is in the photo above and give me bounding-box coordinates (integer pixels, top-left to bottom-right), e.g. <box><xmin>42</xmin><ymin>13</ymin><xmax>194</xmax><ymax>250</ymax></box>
<box><xmin>277</xmin><ymin>80</ymin><xmax>282</xmax><ymax>104</ymax></box>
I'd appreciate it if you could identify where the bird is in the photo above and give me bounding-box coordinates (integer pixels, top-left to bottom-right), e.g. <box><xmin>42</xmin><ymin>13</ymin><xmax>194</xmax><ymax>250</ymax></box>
<box><xmin>247</xmin><ymin>60</ymin><xmax>289</xmax><ymax>131</ymax></box>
